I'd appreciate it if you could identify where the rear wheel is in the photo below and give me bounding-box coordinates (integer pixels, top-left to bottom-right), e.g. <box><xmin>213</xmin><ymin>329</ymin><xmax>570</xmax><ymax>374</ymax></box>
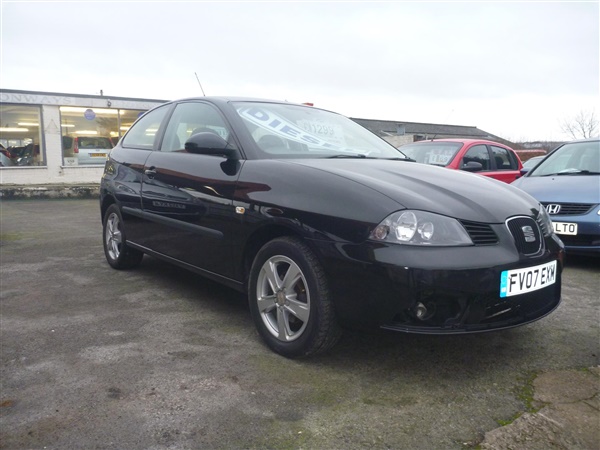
<box><xmin>248</xmin><ymin>237</ymin><xmax>341</xmax><ymax>358</ymax></box>
<box><xmin>103</xmin><ymin>204</ymin><xmax>143</xmax><ymax>269</ymax></box>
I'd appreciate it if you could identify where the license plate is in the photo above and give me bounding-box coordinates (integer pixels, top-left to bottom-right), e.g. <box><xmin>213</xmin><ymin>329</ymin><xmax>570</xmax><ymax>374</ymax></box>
<box><xmin>500</xmin><ymin>260</ymin><xmax>557</xmax><ymax>298</ymax></box>
<box><xmin>90</xmin><ymin>153</ymin><xmax>107</xmax><ymax>158</ymax></box>
<box><xmin>553</xmin><ymin>222</ymin><xmax>578</xmax><ymax>235</ymax></box>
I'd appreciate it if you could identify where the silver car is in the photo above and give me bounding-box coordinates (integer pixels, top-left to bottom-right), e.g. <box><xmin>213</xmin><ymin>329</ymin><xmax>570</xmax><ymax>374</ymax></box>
<box><xmin>62</xmin><ymin>136</ymin><xmax>113</xmax><ymax>165</ymax></box>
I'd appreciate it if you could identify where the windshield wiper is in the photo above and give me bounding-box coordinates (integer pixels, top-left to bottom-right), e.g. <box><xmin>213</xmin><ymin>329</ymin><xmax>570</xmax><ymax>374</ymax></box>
<box><xmin>327</xmin><ymin>154</ymin><xmax>368</xmax><ymax>159</ymax></box>
<box><xmin>542</xmin><ymin>170</ymin><xmax>600</xmax><ymax>176</ymax></box>
<box><xmin>386</xmin><ymin>157</ymin><xmax>416</xmax><ymax>162</ymax></box>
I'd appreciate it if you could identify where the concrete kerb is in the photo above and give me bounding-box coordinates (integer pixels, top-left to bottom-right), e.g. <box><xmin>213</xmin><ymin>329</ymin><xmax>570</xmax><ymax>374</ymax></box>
<box><xmin>480</xmin><ymin>366</ymin><xmax>600</xmax><ymax>450</ymax></box>
<box><xmin>0</xmin><ymin>184</ymin><xmax>100</xmax><ymax>199</ymax></box>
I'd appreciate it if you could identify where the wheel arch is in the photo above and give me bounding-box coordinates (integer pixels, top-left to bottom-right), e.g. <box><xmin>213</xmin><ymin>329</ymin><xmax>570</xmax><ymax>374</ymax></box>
<box><xmin>100</xmin><ymin>191</ymin><xmax>117</xmax><ymax>222</ymax></box>
<box><xmin>241</xmin><ymin>223</ymin><xmax>324</xmax><ymax>290</ymax></box>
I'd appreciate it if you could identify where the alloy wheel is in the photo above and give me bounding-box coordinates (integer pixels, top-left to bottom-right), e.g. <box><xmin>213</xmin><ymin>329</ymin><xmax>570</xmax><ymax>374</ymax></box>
<box><xmin>256</xmin><ymin>255</ymin><xmax>310</xmax><ymax>342</ymax></box>
<box><xmin>105</xmin><ymin>212</ymin><xmax>122</xmax><ymax>261</ymax></box>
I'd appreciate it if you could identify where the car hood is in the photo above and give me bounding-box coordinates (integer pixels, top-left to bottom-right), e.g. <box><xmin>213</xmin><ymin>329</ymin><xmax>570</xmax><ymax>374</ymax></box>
<box><xmin>512</xmin><ymin>175</ymin><xmax>600</xmax><ymax>204</ymax></box>
<box><xmin>289</xmin><ymin>159</ymin><xmax>540</xmax><ymax>223</ymax></box>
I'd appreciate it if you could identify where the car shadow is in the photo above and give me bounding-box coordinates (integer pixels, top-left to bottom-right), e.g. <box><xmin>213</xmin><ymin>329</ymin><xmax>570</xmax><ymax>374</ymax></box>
<box><xmin>134</xmin><ymin>254</ymin><xmax>562</xmax><ymax>376</ymax></box>
<box><xmin>564</xmin><ymin>253</ymin><xmax>599</xmax><ymax>271</ymax></box>
<box><xmin>137</xmin><ymin>254</ymin><xmax>249</xmax><ymax>313</ymax></box>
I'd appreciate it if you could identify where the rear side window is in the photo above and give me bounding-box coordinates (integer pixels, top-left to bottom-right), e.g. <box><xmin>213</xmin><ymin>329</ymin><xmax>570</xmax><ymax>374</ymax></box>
<box><xmin>491</xmin><ymin>145</ymin><xmax>517</xmax><ymax>170</ymax></box>
<box><xmin>122</xmin><ymin>105</ymin><xmax>170</xmax><ymax>150</ymax></box>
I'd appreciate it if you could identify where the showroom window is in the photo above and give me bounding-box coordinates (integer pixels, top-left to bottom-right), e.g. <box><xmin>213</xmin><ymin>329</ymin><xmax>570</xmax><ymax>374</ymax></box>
<box><xmin>0</xmin><ymin>104</ymin><xmax>44</xmax><ymax>167</ymax></box>
<box><xmin>60</xmin><ymin>106</ymin><xmax>146</xmax><ymax>165</ymax></box>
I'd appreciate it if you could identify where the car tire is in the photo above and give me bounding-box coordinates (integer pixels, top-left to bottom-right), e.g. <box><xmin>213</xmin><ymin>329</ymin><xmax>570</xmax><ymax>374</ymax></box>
<box><xmin>248</xmin><ymin>236</ymin><xmax>342</xmax><ymax>358</ymax></box>
<box><xmin>103</xmin><ymin>204</ymin><xmax>143</xmax><ymax>270</ymax></box>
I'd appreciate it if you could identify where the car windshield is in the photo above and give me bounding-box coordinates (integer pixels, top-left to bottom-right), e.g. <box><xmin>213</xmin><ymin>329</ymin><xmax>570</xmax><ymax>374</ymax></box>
<box><xmin>529</xmin><ymin>141</ymin><xmax>600</xmax><ymax>177</ymax></box>
<box><xmin>397</xmin><ymin>142</ymin><xmax>462</xmax><ymax>166</ymax></box>
<box><xmin>522</xmin><ymin>156</ymin><xmax>544</xmax><ymax>169</ymax></box>
<box><xmin>233</xmin><ymin>102</ymin><xmax>407</xmax><ymax>159</ymax></box>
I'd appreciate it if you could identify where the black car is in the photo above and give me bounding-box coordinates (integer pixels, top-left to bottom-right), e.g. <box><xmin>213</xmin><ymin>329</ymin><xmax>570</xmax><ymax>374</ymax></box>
<box><xmin>100</xmin><ymin>97</ymin><xmax>564</xmax><ymax>358</ymax></box>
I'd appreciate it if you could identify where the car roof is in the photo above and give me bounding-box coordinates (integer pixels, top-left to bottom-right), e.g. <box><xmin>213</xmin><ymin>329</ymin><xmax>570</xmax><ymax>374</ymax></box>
<box><xmin>408</xmin><ymin>138</ymin><xmax>514</xmax><ymax>148</ymax></box>
<box><xmin>562</xmin><ymin>138</ymin><xmax>599</xmax><ymax>144</ymax></box>
<box><xmin>162</xmin><ymin>96</ymin><xmax>339</xmax><ymax>115</ymax></box>
<box><xmin>177</xmin><ymin>96</ymin><xmax>281</xmax><ymax>102</ymax></box>
<box><xmin>174</xmin><ymin>96</ymin><xmax>319</xmax><ymax>107</ymax></box>
<box><xmin>420</xmin><ymin>138</ymin><xmax>509</xmax><ymax>145</ymax></box>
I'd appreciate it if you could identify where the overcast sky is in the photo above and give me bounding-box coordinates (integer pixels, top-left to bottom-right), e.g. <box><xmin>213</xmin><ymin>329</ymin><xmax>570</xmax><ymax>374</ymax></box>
<box><xmin>2</xmin><ymin>1</ymin><xmax>598</xmax><ymax>141</ymax></box>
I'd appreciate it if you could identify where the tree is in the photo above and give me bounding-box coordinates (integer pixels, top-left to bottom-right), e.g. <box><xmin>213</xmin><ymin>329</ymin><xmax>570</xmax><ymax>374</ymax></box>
<box><xmin>560</xmin><ymin>109</ymin><xmax>598</xmax><ymax>140</ymax></box>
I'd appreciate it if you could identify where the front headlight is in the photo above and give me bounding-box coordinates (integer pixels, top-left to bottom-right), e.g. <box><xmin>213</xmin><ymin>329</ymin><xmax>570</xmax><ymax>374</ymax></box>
<box><xmin>537</xmin><ymin>205</ymin><xmax>554</xmax><ymax>237</ymax></box>
<box><xmin>369</xmin><ymin>210</ymin><xmax>473</xmax><ymax>246</ymax></box>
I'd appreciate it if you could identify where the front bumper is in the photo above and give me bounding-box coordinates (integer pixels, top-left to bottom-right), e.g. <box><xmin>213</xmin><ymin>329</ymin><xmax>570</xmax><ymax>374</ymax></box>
<box><xmin>315</xmin><ymin>237</ymin><xmax>564</xmax><ymax>334</ymax></box>
<box><xmin>550</xmin><ymin>212</ymin><xmax>600</xmax><ymax>255</ymax></box>
<box><xmin>378</xmin><ymin>265</ymin><xmax>561</xmax><ymax>334</ymax></box>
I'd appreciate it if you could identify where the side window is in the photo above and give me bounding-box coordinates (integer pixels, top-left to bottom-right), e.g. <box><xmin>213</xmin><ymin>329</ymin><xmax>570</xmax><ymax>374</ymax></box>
<box><xmin>462</xmin><ymin>145</ymin><xmax>490</xmax><ymax>171</ymax></box>
<box><xmin>491</xmin><ymin>146</ymin><xmax>516</xmax><ymax>170</ymax></box>
<box><xmin>121</xmin><ymin>105</ymin><xmax>170</xmax><ymax>150</ymax></box>
<box><xmin>160</xmin><ymin>102</ymin><xmax>234</xmax><ymax>152</ymax></box>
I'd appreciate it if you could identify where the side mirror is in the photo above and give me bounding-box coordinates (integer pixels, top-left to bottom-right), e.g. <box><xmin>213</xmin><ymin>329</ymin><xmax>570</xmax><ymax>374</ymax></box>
<box><xmin>461</xmin><ymin>161</ymin><xmax>483</xmax><ymax>172</ymax></box>
<box><xmin>185</xmin><ymin>132</ymin><xmax>238</xmax><ymax>159</ymax></box>
<box><xmin>520</xmin><ymin>167</ymin><xmax>531</xmax><ymax>176</ymax></box>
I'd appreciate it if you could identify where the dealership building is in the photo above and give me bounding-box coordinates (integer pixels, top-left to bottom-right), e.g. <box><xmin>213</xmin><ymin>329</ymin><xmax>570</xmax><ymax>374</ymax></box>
<box><xmin>0</xmin><ymin>89</ymin><xmax>166</xmax><ymax>194</ymax></box>
<box><xmin>1</xmin><ymin>88</ymin><xmax>506</xmax><ymax>197</ymax></box>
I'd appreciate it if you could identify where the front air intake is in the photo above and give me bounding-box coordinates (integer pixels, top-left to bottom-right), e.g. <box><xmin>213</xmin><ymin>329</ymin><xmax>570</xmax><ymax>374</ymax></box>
<box><xmin>460</xmin><ymin>220</ymin><xmax>498</xmax><ymax>245</ymax></box>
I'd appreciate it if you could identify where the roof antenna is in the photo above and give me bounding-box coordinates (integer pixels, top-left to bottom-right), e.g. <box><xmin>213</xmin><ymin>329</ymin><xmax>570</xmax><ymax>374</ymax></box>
<box><xmin>194</xmin><ymin>72</ymin><xmax>206</xmax><ymax>96</ymax></box>
<box><xmin>430</xmin><ymin>108</ymin><xmax>454</xmax><ymax>141</ymax></box>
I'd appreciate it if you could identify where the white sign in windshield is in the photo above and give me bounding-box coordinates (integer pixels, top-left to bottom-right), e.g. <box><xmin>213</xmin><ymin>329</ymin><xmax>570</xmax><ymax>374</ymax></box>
<box><xmin>426</xmin><ymin>149</ymin><xmax>453</xmax><ymax>165</ymax></box>
<box><xmin>238</xmin><ymin>106</ymin><xmax>347</xmax><ymax>151</ymax></box>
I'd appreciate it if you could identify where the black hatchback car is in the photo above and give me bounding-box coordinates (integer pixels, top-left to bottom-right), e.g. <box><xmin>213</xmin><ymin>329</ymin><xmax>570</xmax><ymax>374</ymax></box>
<box><xmin>100</xmin><ymin>97</ymin><xmax>564</xmax><ymax>357</ymax></box>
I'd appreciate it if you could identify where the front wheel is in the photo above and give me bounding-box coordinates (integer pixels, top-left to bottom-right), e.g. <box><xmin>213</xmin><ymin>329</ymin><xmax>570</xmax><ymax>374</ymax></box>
<box><xmin>103</xmin><ymin>204</ymin><xmax>143</xmax><ymax>269</ymax></box>
<box><xmin>248</xmin><ymin>237</ymin><xmax>341</xmax><ymax>358</ymax></box>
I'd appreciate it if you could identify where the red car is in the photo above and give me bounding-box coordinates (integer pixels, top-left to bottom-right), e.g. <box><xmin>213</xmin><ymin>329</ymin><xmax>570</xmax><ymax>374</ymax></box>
<box><xmin>398</xmin><ymin>139</ymin><xmax>523</xmax><ymax>183</ymax></box>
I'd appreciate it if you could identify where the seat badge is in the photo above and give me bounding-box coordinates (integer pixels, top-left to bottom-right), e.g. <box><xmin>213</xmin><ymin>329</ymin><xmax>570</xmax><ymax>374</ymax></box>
<box><xmin>522</xmin><ymin>225</ymin><xmax>536</xmax><ymax>243</ymax></box>
<box><xmin>235</xmin><ymin>206</ymin><xmax>246</xmax><ymax>215</ymax></box>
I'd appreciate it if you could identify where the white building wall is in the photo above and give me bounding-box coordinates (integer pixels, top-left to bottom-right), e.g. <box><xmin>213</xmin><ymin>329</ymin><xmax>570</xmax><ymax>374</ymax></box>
<box><xmin>383</xmin><ymin>135</ymin><xmax>414</xmax><ymax>148</ymax></box>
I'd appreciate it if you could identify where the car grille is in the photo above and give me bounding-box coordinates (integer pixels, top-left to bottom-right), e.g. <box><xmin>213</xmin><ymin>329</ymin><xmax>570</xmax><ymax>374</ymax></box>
<box><xmin>542</xmin><ymin>202</ymin><xmax>596</xmax><ymax>216</ymax></box>
<box><xmin>460</xmin><ymin>221</ymin><xmax>498</xmax><ymax>245</ymax></box>
<box><xmin>506</xmin><ymin>216</ymin><xmax>543</xmax><ymax>256</ymax></box>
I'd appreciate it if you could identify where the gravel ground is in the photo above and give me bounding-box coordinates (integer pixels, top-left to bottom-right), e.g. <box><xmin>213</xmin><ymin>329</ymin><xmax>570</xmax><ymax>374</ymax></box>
<box><xmin>1</xmin><ymin>199</ymin><xmax>598</xmax><ymax>449</ymax></box>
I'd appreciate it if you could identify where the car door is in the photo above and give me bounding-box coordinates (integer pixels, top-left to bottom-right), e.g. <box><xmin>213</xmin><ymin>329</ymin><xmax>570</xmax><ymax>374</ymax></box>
<box><xmin>461</xmin><ymin>144</ymin><xmax>491</xmax><ymax>173</ymax></box>
<box><xmin>489</xmin><ymin>145</ymin><xmax>521</xmax><ymax>183</ymax></box>
<box><xmin>113</xmin><ymin>104</ymin><xmax>172</xmax><ymax>243</ymax></box>
<box><xmin>139</xmin><ymin>101</ymin><xmax>243</xmax><ymax>278</ymax></box>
